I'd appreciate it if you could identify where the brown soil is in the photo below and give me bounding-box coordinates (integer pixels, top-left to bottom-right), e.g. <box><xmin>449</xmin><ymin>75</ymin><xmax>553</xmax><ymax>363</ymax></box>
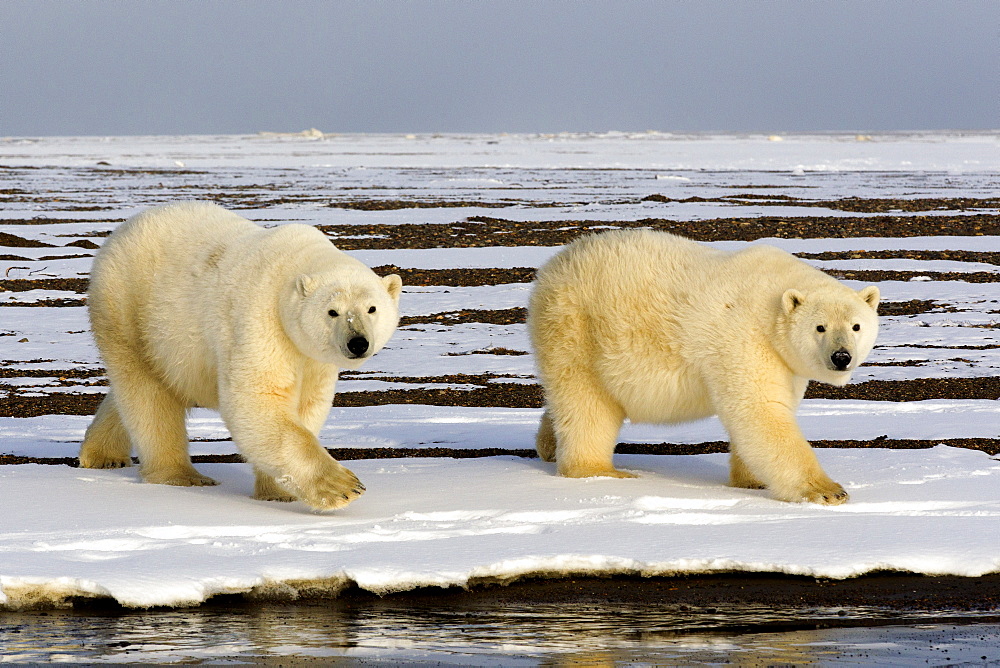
<box><xmin>0</xmin><ymin>231</ymin><xmax>56</xmax><ymax>248</ymax></box>
<box><xmin>346</xmin><ymin>571</ymin><xmax>1000</xmax><ymax>613</ymax></box>
<box><xmin>400</xmin><ymin>308</ymin><xmax>526</xmax><ymax>327</ymax></box>
<box><xmin>798</xmin><ymin>249</ymin><xmax>1000</xmax><ymax>266</ymax></box>
<box><xmin>0</xmin><ymin>298</ymin><xmax>88</xmax><ymax>307</ymax></box>
<box><xmin>329</xmin><ymin>198</ymin><xmax>558</xmax><ymax>210</ymax></box>
<box><xmin>827</xmin><ymin>269</ymin><xmax>1000</xmax><ymax>284</ymax></box>
<box><xmin>318</xmin><ymin>214</ymin><xmax>1000</xmax><ymax>250</ymax></box>
<box><xmin>5</xmin><ymin>376</ymin><xmax>997</xmax><ymax>418</ymax></box>
<box><xmin>3</xmin><ymin>437</ymin><xmax>997</xmax><ymax>468</ymax></box>
<box><xmin>642</xmin><ymin>194</ymin><xmax>1000</xmax><ymax>213</ymax></box>
<box><xmin>330</xmin><ymin>376</ymin><xmax>1000</xmax><ymax>409</ymax></box>
<box><xmin>0</xmin><ymin>278</ymin><xmax>89</xmax><ymax>293</ymax></box>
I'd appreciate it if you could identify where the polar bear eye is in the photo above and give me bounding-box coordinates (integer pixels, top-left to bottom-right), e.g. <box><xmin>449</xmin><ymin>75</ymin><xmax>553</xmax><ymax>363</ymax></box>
<box><xmin>816</xmin><ymin>325</ymin><xmax>826</xmax><ymax>333</ymax></box>
<box><xmin>328</xmin><ymin>310</ymin><xmax>339</xmax><ymax>318</ymax></box>
<box><xmin>368</xmin><ymin>306</ymin><xmax>376</xmax><ymax>314</ymax></box>
<box><xmin>853</xmin><ymin>323</ymin><xmax>861</xmax><ymax>331</ymax></box>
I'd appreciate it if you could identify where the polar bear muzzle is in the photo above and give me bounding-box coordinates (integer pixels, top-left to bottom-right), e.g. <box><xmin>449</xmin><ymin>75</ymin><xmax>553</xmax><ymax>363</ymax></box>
<box><xmin>347</xmin><ymin>335</ymin><xmax>370</xmax><ymax>358</ymax></box>
<box><xmin>830</xmin><ymin>348</ymin><xmax>851</xmax><ymax>371</ymax></box>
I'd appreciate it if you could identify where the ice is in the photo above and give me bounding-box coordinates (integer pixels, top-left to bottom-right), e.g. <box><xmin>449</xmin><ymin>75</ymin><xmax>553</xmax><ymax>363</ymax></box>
<box><xmin>1</xmin><ymin>447</ymin><xmax>997</xmax><ymax>608</ymax></box>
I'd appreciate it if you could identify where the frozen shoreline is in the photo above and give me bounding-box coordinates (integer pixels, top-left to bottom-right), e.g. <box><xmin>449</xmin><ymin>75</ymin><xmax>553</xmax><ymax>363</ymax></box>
<box><xmin>1</xmin><ymin>132</ymin><xmax>998</xmax><ymax>611</ymax></box>
<box><xmin>1</xmin><ymin>447</ymin><xmax>999</xmax><ymax>609</ymax></box>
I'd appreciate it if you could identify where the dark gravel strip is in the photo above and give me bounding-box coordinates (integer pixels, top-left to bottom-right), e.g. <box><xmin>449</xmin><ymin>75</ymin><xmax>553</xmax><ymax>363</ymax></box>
<box><xmin>1</xmin><ymin>265</ymin><xmax>996</xmax><ymax>302</ymax></box>
<box><xmin>641</xmin><ymin>194</ymin><xmax>1000</xmax><ymax>213</ymax></box>
<box><xmin>333</xmin><ymin>376</ymin><xmax>1000</xmax><ymax>408</ymax></box>
<box><xmin>827</xmin><ymin>269</ymin><xmax>1000</xmax><ymax>283</ymax></box>
<box><xmin>0</xmin><ymin>232</ymin><xmax>57</xmax><ymax>248</ymax></box>
<box><xmin>799</xmin><ymin>249</ymin><xmax>1000</xmax><ymax>266</ymax></box>
<box><xmin>352</xmin><ymin>571</ymin><xmax>1000</xmax><ymax>614</ymax></box>
<box><xmin>0</xmin><ymin>298</ymin><xmax>88</xmax><ymax>307</ymax></box>
<box><xmin>2</xmin><ymin>437</ymin><xmax>996</xmax><ymax>467</ymax></box>
<box><xmin>807</xmin><ymin>376</ymin><xmax>1000</xmax><ymax>401</ymax></box>
<box><xmin>0</xmin><ymin>278</ymin><xmax>89</xmax><ymax>293</ymax></box>
<box><xmin>400</xmin><ymin>308</ymin><xmax>527</xmax><ymax>326</ymax></box>
<box><xmin>320</xmin><ymin>214</ymin><xmax>1000</xmax><ymax>249</ymax></box>
<box><xmin>3</xmin><ymin>376</ymin><xmax>1000</xmax><ymax>417</ymax></box>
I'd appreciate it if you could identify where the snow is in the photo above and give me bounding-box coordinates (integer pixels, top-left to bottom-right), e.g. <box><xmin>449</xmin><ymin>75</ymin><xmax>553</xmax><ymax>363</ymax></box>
<box><xmin>3</xmin><ymin>131</ymin><xmax>1000</xmax><ymax>172</ymax></box>
<box><xmin>2</xmin><ymin>447</ymin><xmax>998</xmax><ymax>609</ymax></box>
<box><xmin>1</xmin><ymin>132</ymin><xmax>998</xmax><ymax>610</ymax></box>
<box><xmin>3</xmin><ymin>400</ymin><xmax>1000</xmax><ymax>461</ymax></box>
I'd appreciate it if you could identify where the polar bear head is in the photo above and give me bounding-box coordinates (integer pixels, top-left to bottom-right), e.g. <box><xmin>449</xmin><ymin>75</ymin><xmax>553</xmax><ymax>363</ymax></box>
<box><xmin>283</xmin><ymin>268</ymin><xmax>402</xmax><ymax>369</ymax></box>
<box><xmin>778</xmin><ymin>284</ymin><xmax>880</xmax><ymax>386</ymax></box>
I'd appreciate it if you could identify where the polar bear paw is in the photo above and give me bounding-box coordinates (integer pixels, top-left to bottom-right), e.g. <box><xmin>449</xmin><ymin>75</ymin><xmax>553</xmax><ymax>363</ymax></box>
<box><xmin>805</xmin><ymin>481</ymin><xmax>849</xmax><ymax>505</ymax></box>
<box><xmin>784</xmin><ymin>478</ymin><xmax>849</xmax><ymax>505</ymax></box>
<box><xmin>558</xmin><ymin>463</ymin><xmax>638</xmax><ymax>479</ymax></box>
<box><xmin>79</xmin><ymin>452</ymin><xmax>133</xmax><ymax>469</ymax></box>
<box><xmin>143</xmin><ymin>467</ymin><xmax>219</xmax><ymax>487</ymax></box>
<box><xmin>278</xmin><ymin>461</ymin><xmax>366</xmax><ymax>511</ymax></box>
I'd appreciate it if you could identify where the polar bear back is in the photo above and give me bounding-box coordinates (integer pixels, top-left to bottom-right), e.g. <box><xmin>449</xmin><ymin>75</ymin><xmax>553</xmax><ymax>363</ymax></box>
<box><xmin>530</xmin><ymin>229</ymin><xmax>839</xmax><ymax>348</ymax></box>
<box><xmin>534</xmin><ymin>230</ymin><xmax>835</xmax><ymax>314</ymax></box>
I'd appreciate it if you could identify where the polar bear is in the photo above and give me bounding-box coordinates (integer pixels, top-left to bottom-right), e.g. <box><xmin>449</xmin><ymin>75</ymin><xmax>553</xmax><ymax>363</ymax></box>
<box><xmin>79</xmin><ymin>202</ymin><xmax>402</xmax><ymax>510</ymax></box>
<box><xmin>528</xmin><ymin>230</ymin><xmax>880</xmax><ymax>505</ymax></box>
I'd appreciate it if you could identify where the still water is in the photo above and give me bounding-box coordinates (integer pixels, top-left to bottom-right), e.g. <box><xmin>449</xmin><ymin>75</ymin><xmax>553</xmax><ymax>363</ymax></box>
<box><xmin>2</xmin><ymin>600</ymin><xmax>999</xmax><ymax>665</ymax></box>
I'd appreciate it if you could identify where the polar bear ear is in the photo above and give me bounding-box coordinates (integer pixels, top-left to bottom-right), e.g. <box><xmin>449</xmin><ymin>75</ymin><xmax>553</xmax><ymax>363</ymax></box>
<box><xmin>858</xmin><ymin>285</ymin><xmax>880</xmax><ymax>310</ymax></box>
<box><xmin>295</xmin><ymin>274</ymin><xmax>319</xmax><ymax>297</ymax></box>
<box><xmin>782</xmin><ymin>289</ymin><xmax>805</xmax><ymax>314</ymax></box>
<box><xmin>382</xmin><ymin>274</ymin><xmax>402</xmax><ymax>302</ymax></box>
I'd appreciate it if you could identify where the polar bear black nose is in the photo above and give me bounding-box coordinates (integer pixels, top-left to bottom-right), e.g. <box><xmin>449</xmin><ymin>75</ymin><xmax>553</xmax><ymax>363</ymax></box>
<box><xmin>831</xmin><ymin>349</ymin><xmax>851</xmax><ymax>371</ymax></box>
<box><xmin>347</xmin><ymin>336</ymin><xmax>370</xmax><ymax>357</ymax></box>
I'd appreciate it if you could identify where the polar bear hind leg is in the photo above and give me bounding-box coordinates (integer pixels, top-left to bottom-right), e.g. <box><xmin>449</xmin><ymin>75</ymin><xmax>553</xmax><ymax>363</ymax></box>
<box><xmin>98</xmin><ymin>356</ymin><xmax>217</xmax><ymax>487</ymax></box>
<box><xmin>535</xmin><ymin>409</ymin><xmax>557</xmax><ymax>462</ymax></box>
<box><xmin>545</xmin><ymin>377</ymin><xmax>634</xmax><ymax>479</ymax></box>
<box><xmin>127</xmin><ymin>372</ymin><xmax>217</xmax><ymax>486</ymax></box>
<box><xmin>728</xmin><ymin>451</ymin><xmax>766</xmax><ymax>489</ymax></box>
<box><xmin>79</xmin><ymin>392</ymin><xmax>132</xmax><ymax>469</ymax></box>
<box><xmin>253</xmin><ymin>468</ymin><xmax>297</xmax><ymax>502</ymax></box>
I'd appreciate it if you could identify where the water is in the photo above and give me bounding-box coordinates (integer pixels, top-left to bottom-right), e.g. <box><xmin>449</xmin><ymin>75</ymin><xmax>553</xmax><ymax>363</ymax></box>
<box><xmin>2</xmin><ymin>601</ymin><xmax>999</xmax><ymax>665</ymax></box>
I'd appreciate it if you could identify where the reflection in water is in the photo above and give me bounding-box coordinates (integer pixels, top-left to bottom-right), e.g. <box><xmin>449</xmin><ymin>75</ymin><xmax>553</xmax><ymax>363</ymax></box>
<box><xmin>1</xmin><ymin>600</ymin><xmax>999</xmax><ymax>664</ymax></box>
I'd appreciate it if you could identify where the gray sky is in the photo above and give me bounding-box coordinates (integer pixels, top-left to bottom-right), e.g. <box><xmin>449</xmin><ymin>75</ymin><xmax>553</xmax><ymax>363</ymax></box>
<box><xmin>1</xmin><ymin>0</ymin><xmax>997</xmax><ymax>136</ymax></box>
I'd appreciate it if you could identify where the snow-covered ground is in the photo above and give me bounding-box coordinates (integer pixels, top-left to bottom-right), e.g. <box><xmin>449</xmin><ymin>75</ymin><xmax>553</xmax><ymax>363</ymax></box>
<box><xmin>1</xmin><ymin>132</ymin><xmax>998</xmax><ymax>609</ymax></box>
<box><xmin>3</xmin><ymin>447</ymin><xmax>999</xmax><ymax>609</ymax></box>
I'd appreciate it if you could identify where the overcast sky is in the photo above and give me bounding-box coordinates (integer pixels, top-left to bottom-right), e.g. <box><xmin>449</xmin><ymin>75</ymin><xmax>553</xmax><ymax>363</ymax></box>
<box><xmin>1</xmin><ymin>0</ymin><xmax>997</xmax><ymax>137</ymax></box>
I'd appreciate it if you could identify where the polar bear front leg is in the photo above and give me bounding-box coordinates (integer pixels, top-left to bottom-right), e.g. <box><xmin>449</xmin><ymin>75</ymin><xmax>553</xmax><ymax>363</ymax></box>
<box><xmin>257</xmin><ymin>425</ymin><xmax>364</xmax><ymax>510</ymax></box>
<box><xmin>223</xmin><ymin>395</ymin><xmax>364</xmax><ymax>510</ymax></box>
<box><xmin>273</xmin><ymin>446</ymin><xmax>365</xmax><ymax>511</ymax></box>
<box><xmin>246</xmin><ymin>380</ymin><xmax>338</xmax><ymax>503</ymax></box>
<box><xmin>253</xmin><ymin>366</ymin><xmax>351</xmax><ymax>506</ymax></box>
<box><xmin>720</xmin><ymin>396</ymin><xmax>847</xmax><ymax>505</ymax></box>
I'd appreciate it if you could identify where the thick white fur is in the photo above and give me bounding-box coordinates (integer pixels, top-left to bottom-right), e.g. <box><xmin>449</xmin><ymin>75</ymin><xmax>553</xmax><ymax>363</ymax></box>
<box><xmin>79</xmin><ymin>202</ymin><xmax>402</xmax><ymax>510</ymax></box>
<box><xmin>528</xmin><ymin>230</ymin><xmax>880</xmax><ymax>505</ymax></box>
